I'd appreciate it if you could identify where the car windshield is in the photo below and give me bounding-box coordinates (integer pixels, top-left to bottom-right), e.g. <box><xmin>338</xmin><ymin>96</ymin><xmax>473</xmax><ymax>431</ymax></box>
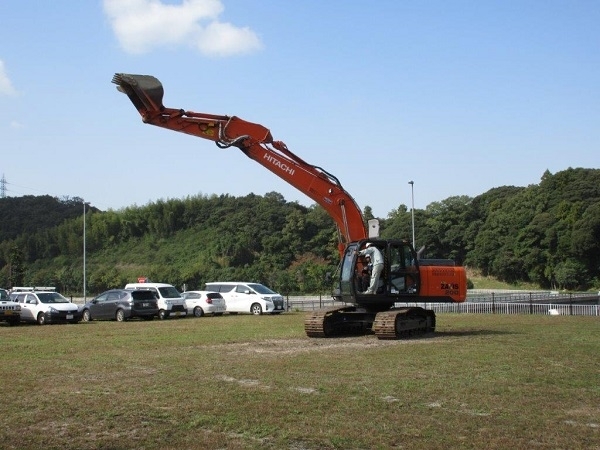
<box><xmin>158</xmin><ymin>286</ymin><xmax>182</xmax><ymax>299</ymax></box>
<box><xmin>248</xmin><ymin>283</ymin><xmax>276</xmax><ymax>294</ymax></box>
<box><xmin>37</xmin><ymin>292</ymin><xmax>70</xmax><ymax>303</ymax></box>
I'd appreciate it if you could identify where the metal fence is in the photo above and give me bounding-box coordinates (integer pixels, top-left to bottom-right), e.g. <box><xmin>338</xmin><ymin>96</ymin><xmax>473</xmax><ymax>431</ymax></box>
<box><xmin>286</xmin><ymin>294</ymin><xmax>600</xmax><ymax>316</ymax></box>
<box><xmin>286</xmin><ymin>296</ymin><xmax>340</xmax><ymax>312</ymax></box>
<box><xmin>397</xmin><ymin>302</ymin><xmax>599</xmax><ymax>316</ymax></box>
<box><xmin>466</xmin><ymin>289</ymin><xmax>599</xmax><ymax>304</ymax></box>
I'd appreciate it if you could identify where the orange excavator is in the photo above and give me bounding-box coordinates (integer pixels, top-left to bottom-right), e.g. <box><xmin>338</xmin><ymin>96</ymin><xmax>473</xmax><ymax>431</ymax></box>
<box><xmin>112</xmin><ymin>73</ymin><xmax>467</xmax><ymax>339</ymax></box>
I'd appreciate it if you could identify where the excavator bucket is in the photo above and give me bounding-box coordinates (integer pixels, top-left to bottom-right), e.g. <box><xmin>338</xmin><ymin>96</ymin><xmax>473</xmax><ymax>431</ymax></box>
<box><xmin>111</xmin><ymin>73</ymin><xmax>165</xmax><ymax>114</ymax></box>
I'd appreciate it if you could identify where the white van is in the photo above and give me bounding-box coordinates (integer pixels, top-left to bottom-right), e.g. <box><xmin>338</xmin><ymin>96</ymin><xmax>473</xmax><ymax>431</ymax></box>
<box><xmin>204</xmin><ymin>282</ymin><xmax>285</xmax><ymax>315</ymax></box>
<box><xmin>124</xmin><ymin>282</ymin><xmax>187</xmax><ymax>319</ymax></box>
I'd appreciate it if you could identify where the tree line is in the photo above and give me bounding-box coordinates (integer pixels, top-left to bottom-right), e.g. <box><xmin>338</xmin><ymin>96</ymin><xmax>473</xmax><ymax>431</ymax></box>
<box><xmin>0</xmin><ymin>168</ymin><xmax>598</xmax><ymax>295</ymax></box>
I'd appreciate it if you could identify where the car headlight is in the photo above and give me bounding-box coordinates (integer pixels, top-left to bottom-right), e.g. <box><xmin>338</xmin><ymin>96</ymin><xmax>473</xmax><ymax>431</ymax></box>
<box><xmin>49</xmin><ymin>307</ymin><xmax>58</xmax><ymax>313</ymax></box>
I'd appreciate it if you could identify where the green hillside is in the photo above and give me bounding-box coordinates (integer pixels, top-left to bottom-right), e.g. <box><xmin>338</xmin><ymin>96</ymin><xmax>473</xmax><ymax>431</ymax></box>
<box><xmin>1</xmin><ymin>168</ymin><xmax>599</xmax><ymax>295</ymax></box>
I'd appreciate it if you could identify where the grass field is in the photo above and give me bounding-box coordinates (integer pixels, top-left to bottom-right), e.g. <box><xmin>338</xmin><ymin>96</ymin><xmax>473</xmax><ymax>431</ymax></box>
<box><xmin>1</xmin><ymin>312</ymin><xmax>598</xmax><ymax>449</ymax></box>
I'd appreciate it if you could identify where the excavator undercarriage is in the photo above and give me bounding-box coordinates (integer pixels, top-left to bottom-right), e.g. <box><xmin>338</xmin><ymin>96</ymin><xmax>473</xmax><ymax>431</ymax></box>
<box><xmin>304</xmin><ymin>306</ymin><xmax>436</xmax><ymax>340</ymax></box>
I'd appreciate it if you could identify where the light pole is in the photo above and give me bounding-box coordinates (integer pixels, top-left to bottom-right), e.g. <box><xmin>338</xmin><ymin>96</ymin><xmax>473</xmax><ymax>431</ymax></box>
<box><xmin>83</xmin><ymin>200</ymin><xmax>90</xmax><ymax>301</ymax></box>
<box><xmin>408</xmin><ymin>181</ymin><xmax>415</xmax><ymax>250</ymax></box>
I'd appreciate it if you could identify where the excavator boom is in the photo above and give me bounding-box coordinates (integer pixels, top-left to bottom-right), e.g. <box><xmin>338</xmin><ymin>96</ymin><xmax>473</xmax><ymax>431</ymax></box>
<box><xmin>112</xmin><ymin>73</ymin><xmax>367</xmax><ymax>253</ymax></box>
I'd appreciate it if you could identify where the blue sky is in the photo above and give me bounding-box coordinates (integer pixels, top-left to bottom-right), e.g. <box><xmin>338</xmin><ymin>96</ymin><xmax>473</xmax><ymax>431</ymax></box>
<box><xmin>1</xmin><ymin>1</ymin><xmax>598</xmax><ymax>218</ymax></box>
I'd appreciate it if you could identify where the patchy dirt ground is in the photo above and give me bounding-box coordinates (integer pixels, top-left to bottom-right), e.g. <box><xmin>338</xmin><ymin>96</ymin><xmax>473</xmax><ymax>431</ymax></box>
<box><xmin>206</xmin><ymin>334</ymin><xmax>443</xmax><ymax>357</ymax></box>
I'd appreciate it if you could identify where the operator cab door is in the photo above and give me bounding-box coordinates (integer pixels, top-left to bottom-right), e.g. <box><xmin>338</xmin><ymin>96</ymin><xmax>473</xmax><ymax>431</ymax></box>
<box><xmin>338</xmin><ymin>243</ymin><xmax>362</xmax><ymax>301</ymax></box>
<box><xmin>386</xmin><ymin>241</ymin><xmax>420</xmax><ymax>298</ymax></box>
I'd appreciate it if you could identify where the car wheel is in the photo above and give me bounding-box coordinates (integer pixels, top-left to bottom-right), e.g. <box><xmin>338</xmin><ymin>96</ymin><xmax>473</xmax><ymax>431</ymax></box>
<box><xmin>82</xmin><ymin>309</ymin><xmax>91</xmax><ymax>322</ymax></box>
<box><xmin>193</xmin><ymin>306</ymin><xmax>204</xmax><ymax>317</ymax></box>
<box><xmin>37</xmin><ymin>312</ymin><xmax>46</xmax><ymax>325</ymax></box>
<box><xmin>115</xmin><ymin>309</ymin><xmax>125</xmax><ymax>322</ymax></box>
<box><xmin>158</xmin><ymin>309</ymin><xmax>167</xmax><ymax>320</ymax></box>
<box><xmin>250</xmin><ymin>303</ymin><xmax>263</xmax><ymax>315</ymax></box>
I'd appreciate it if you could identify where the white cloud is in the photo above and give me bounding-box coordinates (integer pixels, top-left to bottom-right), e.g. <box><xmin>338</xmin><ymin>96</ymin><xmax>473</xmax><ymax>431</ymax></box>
<box><xmin>103</xmin><ymin>0</ymin><xmax>262</xmax><ymax>56</ymax></box>
<box><xmin>0</xmin><ymin>60</ymin><xmax>18</xmax><ymax>96</ymax></box>
<box><xmin>195</xmin><ymin>21</ymin><xmax>262</xmax><ymax>56</ymax></box>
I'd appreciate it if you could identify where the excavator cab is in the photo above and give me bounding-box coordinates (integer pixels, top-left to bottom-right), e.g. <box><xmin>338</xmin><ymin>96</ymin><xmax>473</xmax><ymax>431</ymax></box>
<box><xmin>337</xmin><ymin>239</ymin><xmax>421</xmax><ymax>311</ymax></box>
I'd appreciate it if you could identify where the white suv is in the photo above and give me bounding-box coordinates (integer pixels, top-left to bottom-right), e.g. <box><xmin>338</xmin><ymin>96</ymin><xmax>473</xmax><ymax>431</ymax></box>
<box><xmin>12</xmin><ymin>289</ymin><xmax>81</xmax><ymax>325</ymax></box>
<box><xmin>0</xmin><ymin>288</ymin><xmax>21</xmax><ymax>326</ymax></box>
<box><xmin>204</xmin><ymin>282</ymin><xmax>285</xmax><ymax>315</ymax></box>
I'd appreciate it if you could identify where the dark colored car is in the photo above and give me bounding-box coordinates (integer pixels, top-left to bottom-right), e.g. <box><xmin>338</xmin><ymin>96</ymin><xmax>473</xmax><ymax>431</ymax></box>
<box><xmin>81</xmin><ymin>289</ymin><xmax>159</xmax><ymax>322</ymax></box>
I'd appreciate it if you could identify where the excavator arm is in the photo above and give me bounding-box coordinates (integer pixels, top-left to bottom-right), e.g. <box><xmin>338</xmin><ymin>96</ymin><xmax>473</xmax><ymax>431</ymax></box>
<box><xmin>112</xmin><ymin>73</ymin><xmax>367</xmax><ymax>254</ymax></box>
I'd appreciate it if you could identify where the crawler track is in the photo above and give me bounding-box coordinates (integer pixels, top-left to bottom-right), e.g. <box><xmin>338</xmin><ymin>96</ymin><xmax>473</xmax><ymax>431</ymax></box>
<box><xmin>372</xmin><ymin>307</ymin><xmax>435</xmax><ymax>339</ymax></box>
<box><xmin>305</xmin><ymin>306</ymin><xmax>435</xmax><ymax>339</ymax></box>
<box><xmin>304</xmin><ymin>306</ymin><xmax>374</xmax><ymax>337</ymax></box>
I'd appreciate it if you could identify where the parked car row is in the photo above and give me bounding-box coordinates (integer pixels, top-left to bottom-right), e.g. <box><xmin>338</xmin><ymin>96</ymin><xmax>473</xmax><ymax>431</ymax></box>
<box><xmin>1</xmin><ymin>281</ymin><xmax>286</xmax><ymax>326</ymax></box>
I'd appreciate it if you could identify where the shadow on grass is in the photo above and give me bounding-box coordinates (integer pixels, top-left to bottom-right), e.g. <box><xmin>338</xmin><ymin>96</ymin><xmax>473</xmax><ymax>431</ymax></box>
<box><xmin>307</xmin><ymin>329</ymin><xmax>514</xmax><ymax>340</ymax></box>
<box><xmin>433</xmin><ymin>329</ymin><xmax>516</xmax><ymax>338</ymax></box>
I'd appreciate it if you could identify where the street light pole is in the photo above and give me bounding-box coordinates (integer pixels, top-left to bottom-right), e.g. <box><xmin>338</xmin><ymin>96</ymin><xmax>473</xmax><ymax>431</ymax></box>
<box><xmin>83</xmin><ymin>200</ymin><xmax>89</xmax><ymax>302</ymax></box>
<box><xmin>408</xmin><ymin>181</ymin><xmax>415</xmax><ymax>250</ymax></box>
